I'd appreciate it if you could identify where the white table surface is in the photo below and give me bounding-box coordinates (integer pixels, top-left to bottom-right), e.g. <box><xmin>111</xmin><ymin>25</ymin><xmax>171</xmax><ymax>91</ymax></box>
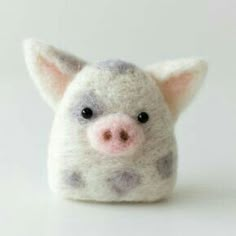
<box><xmin>0</xmin><ymin>77</ymin><xmax>236</xmax><ymax>236</ymax></box>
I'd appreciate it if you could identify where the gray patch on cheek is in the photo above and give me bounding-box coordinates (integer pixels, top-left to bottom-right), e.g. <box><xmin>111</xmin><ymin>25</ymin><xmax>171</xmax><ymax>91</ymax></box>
<box><xmin>64</xmin><ymin>171</ymin><xmax>85</xmax><ymax>188</ymax></box>
<box><xmin>96</xmin><ymin>59</ymin><xmax>136</xmax><ymax>74</ymax></box>
<box><xmin>107</xmin><ymin>170</ymin><xmax>141</xmax><ymax>195</ymax></box>
<box><xmin>156</xmin><ymin>152</ymin><xmax>173</xmax><ymax>179</ymax></box>
<box><xmin>72</xmin><ymin>91</ymin><xmax>105</xmax><ymax>123</ymax></box>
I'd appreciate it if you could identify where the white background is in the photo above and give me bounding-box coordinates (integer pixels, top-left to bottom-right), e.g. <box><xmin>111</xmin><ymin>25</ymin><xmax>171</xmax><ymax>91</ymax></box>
<box><xmin>0</xmin><ymin>0</ymin><xmax>236</xmax><ymax>235</ymax></box>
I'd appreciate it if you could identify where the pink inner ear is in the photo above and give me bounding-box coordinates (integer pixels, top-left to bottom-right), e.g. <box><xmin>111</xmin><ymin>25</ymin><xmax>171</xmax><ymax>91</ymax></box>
<box><xmin>160</xmin><ymin>72</ymin><xmax>193</xmax><ymax>115</ymax></box>
<box><xmin>38</xmin><ymin>55</ymin><xmax>71</xmax><ymax>99</ymax></box>
<box><xmin>40</xmin><ymin>56</ymin><xmax>65</xmax><ymax>78</ymax></box>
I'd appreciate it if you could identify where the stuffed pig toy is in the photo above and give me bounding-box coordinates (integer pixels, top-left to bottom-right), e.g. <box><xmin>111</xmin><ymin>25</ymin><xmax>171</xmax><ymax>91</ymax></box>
<box><xmin>24</xmin><ymin>39</ymin><xmax>207</xmax><ymax>202</ymax></box>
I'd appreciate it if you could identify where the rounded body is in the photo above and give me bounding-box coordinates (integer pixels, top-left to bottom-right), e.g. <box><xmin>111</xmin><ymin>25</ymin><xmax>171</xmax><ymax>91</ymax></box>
<box><xmin>47</xmin><ymin>63</ymin><xmax>177</xmax><ymax>202</ymax></box>
<box><xmin>24</xmin><ymin>39</ymin><xmax>207</xmax><ymax>203</ymax></box>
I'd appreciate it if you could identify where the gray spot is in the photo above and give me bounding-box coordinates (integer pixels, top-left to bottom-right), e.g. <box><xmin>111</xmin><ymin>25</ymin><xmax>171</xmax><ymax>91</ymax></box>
<box><xmin>107</xmin><ymin>170</ymin><xmax>140</xmax><ymax>195</ymax></box>
<box><xmin>72</xmin><ymin>91</ymin><xmax>105</xmax><ymax>123</ymax></box>
<box><xmin>64</xmin><ymin>171</ymin><xmax>85</xmax><ymax>188</ymax></box>
<box><xmin>96</xmin><ymin>59</ymin><xmax>136</xmax><ymax>74</ymax></box>
<box><xmin>156</xmin><ymin>152</ymin><xmax>173</xmax><ymax>179</ymax></box>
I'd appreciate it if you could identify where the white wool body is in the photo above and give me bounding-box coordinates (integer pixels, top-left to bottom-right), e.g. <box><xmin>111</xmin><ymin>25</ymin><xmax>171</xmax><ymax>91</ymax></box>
<box><xmin>48</xmin><ymin>66</ymin><xmax>177</xmax><ymax>202</ymax></box>
<box><xmin>24</xmin><ymin>39</ymin><xmax>207</xmax><ymax>202</ymax></box>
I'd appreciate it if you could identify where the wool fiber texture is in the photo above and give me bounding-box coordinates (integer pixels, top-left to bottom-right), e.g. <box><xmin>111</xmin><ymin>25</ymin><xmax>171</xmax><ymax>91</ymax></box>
<box><xmin>24</xmin><ymin>39</ymin><xmax>207</xmax><ymax>202</ymax></box>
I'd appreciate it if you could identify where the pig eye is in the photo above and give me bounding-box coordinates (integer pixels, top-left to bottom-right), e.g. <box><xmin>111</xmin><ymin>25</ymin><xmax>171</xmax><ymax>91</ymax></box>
<box><xmin>81</xmin><ymin>107</ymin><xmax>93</xmax><ymax>119</ymax></box>
<box><xmin>137</xmin><ymin>112</ymin><xmax>149</xmax><ymax>123</ymax></box>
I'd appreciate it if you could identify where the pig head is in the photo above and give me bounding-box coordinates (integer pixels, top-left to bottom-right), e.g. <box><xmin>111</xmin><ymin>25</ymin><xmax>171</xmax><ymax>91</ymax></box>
<box><xmin>24</xmin><ymin>39</ymin><xmax>207</xmax><ymax>202</ymax></box>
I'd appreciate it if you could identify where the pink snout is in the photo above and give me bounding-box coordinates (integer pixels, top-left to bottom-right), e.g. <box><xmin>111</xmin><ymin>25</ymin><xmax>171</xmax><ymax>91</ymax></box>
<box><xmin>87</xmin><ymin>114</ymin><xmax>144</xmax><ymax>156</ymax></box>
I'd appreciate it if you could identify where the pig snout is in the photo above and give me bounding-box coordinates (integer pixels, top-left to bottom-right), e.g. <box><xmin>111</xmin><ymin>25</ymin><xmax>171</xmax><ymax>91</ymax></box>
<box><xmin>87</xmin><ymin>114</ymin><xmax>144</xmax><ymax>156</ymax></box>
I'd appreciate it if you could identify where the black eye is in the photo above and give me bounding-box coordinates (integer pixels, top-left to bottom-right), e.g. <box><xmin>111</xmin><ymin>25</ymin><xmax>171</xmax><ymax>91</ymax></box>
<box><xmin>137</xmin><ymin>112</ymin><xmax>149</xmax><ymax>123</ymax></box>
<box><xmin>81</xmin><ymin>107</ymin><xmax>93</xmax><ymax>119</ymax></box>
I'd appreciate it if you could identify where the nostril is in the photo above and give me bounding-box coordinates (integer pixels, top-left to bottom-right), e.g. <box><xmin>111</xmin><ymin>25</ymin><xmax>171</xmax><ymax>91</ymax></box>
<box><xmin>120</xmin><ymin>130</ymin><xmax>129</xmax><ymax>142</ymax></box>
<box><xmin>103</xmin><ymin>130</ymin><xmax>112</xmax><ymax>141</ymax></box>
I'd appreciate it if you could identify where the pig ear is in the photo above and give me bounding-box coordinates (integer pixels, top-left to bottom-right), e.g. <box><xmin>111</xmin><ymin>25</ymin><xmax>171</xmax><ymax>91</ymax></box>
<box><xmin>146</xmin><ymin>58</ymin><xmax>208</xmax><ymax>120</ymax></box>
<box><xmin>24</xmin><ymin>39</ymin><xmax>86</xmax><ymax>109</ymax></box>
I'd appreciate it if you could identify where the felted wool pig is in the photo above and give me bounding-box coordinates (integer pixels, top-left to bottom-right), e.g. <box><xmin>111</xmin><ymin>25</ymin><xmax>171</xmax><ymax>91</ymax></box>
<box><xmin>24</xmin><ymin>39</ymin><xmax>207</xmax><ymax>202</ymax></box>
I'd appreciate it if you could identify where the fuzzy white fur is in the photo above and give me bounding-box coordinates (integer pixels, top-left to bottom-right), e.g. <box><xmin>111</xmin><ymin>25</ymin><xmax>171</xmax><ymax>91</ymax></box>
<box><xmin>24</xmin><ymin>39</ymin><xmax>207</xmax><ymax>202</ymax></box>
<box><xmin>146</xmin><ymin>59</ymin><xmax>208</xmax><ymax>119</ymax></box>
<box><xmin>24</xmin><ymin>39</ymin><xmax>86</xmax><ymax>109</ymax></box>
